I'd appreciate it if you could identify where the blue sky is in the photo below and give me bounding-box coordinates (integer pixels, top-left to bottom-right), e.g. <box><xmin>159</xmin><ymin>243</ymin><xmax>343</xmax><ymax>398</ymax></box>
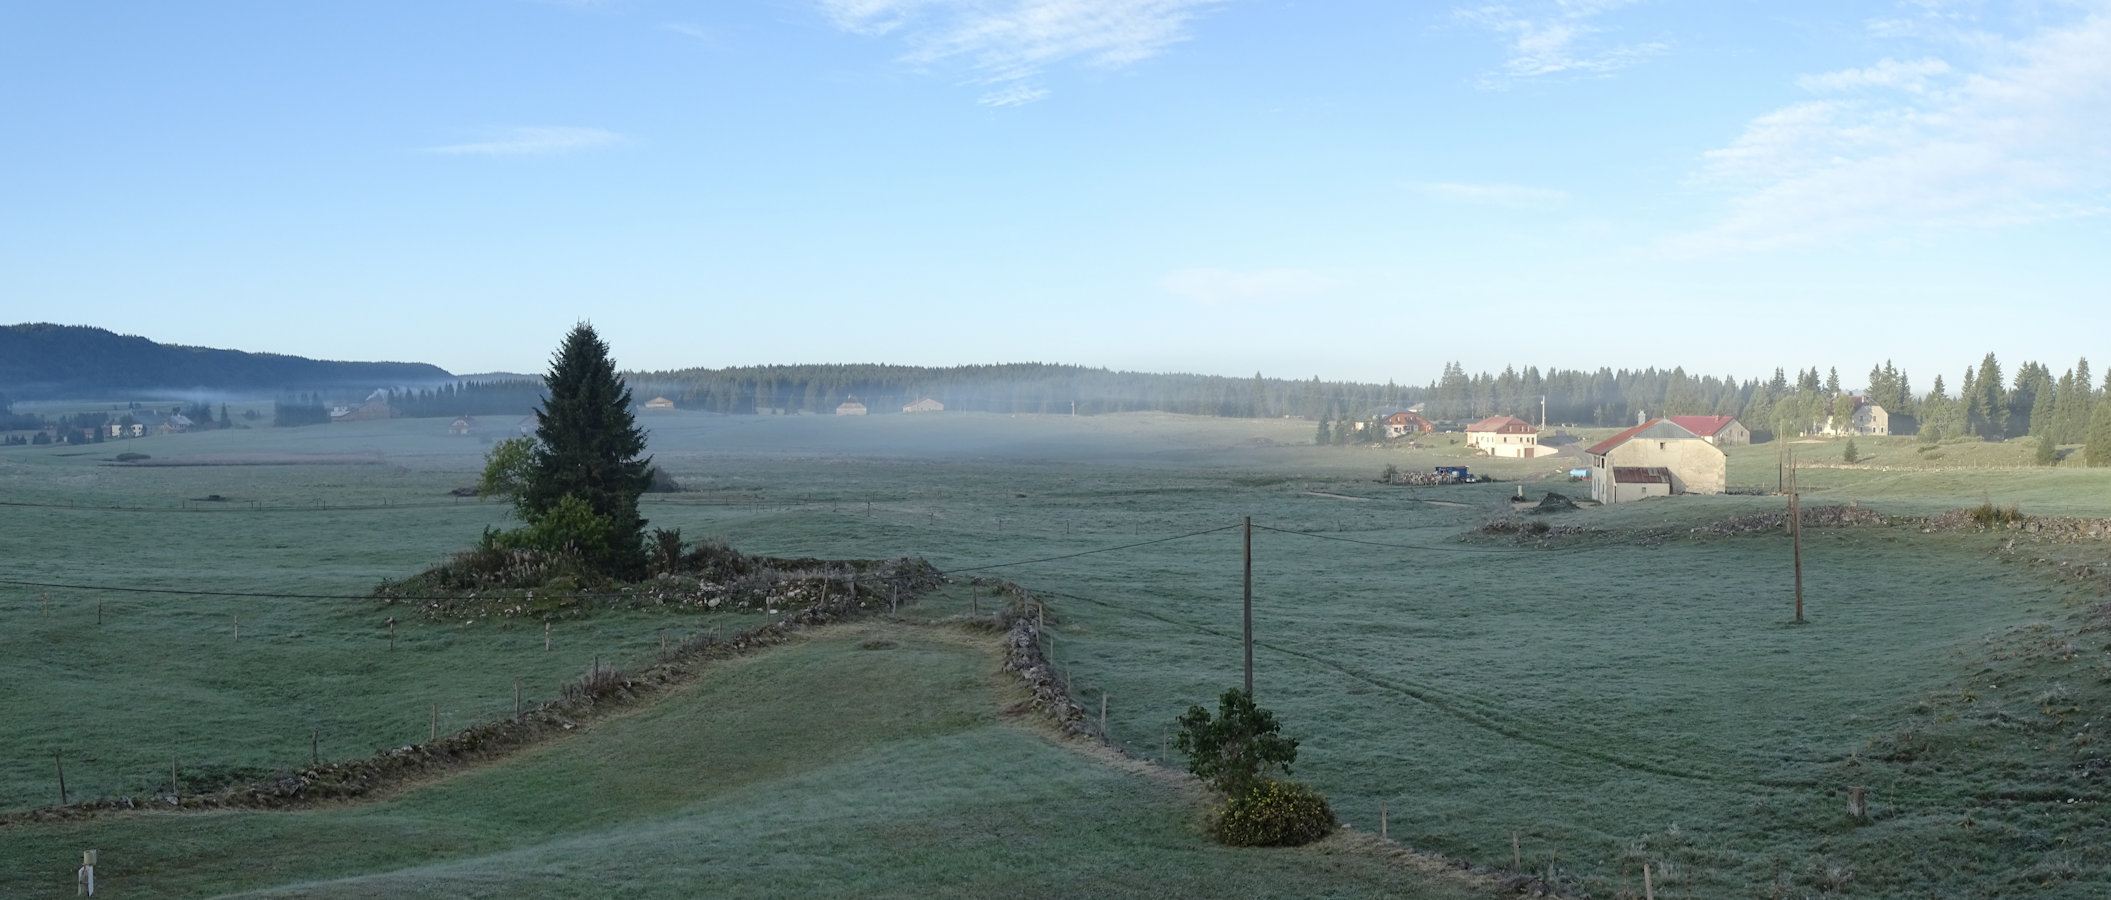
<box><xmin>4</xmin><ymin>1</ymin><xmax>2106</xmax><ymax>389</ymax></box>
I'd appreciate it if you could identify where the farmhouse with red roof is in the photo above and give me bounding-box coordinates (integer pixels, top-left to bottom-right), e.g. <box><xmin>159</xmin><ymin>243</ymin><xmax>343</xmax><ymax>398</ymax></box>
<box><xmin>1465</xmin><ymin>415</ymin><xmax>1540</xmax><ymax>458</ymax></box>
<box><xmin>1666</xmin><ymin>415</ymin><xmax>1750</xmax><ymax>447</ymax></box>
<box><xmin>1585</xmin><ymin>418</ymin><xmax>1727</xmax><ymax>503</ymax></box>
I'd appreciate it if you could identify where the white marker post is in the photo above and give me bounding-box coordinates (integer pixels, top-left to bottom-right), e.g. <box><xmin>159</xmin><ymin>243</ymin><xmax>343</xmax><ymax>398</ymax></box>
<box><xmin>78</xmin><ymin>849</ymin><xmax>96</xmax><ymax>896</ymax></box>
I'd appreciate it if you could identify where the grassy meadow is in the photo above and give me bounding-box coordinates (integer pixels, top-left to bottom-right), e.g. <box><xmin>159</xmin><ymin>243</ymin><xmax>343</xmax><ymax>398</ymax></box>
<box><xmin>3</xmin><ymin>410</ymin><xmax>2109</xmax><ymax>897</ymax></box>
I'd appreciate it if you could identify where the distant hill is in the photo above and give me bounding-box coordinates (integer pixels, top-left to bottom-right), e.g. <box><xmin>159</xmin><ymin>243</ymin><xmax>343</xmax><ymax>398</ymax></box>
<box><xmin>0</xmin><ymin>323</ymin><xmax>454</xmax><ymax>399</ymax></box>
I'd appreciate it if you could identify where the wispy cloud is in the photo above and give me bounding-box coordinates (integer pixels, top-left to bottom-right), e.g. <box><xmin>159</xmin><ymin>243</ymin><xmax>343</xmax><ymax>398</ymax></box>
<box><xmin>1410</xmin><ymin>181</ymin><xmax>1570</xmax><ymax>208</ymax></box>
<box><xmin>1666</xmin><ymin>8</ymin><xmax>2111</xmax><ymax>256</ymax></box>
<box><xmin>1458</xmin><ymin>0</ymin><xmax>1667</xmax><ymax>89</ymax></box>
<box><xmin>422</xmin><ymin>126</ymin><xmax>630</xmax><ymax>157</ymax></box>
<box><xmin>1160</xmin><ymin>267</ymin><xmax>1339</xmax><ymax>306</ymax></box>
<box><xmin>1794</xmin><ymin>56</ymin><xmax>1951</xmax><ymax>93</ymax></box>
<box><xmin>814</xmin><ymin>0</ymin><xmax>1226</xmax><ymax>105</ymax></box>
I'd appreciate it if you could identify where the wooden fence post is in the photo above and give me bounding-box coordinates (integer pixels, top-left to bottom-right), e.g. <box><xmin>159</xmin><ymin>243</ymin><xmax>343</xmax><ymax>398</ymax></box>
<box><xmin>545</xmin><ymin>621</ymin><xmax>551</xmax><ymax>652</ymax></box>
<box><xmin>55</xmin><ymin>752</ymin><xmax>67</xmax><ymax>805</ymax></box>
<box><xmin>430</xmin><ymin>703</ymin><xmax>438</xmax><ymax>742</ymax></box>
<box><xmin>514</xmin><ymin>678</ymin><xmax>522</xmax><ymax>720</ymax></box>
<box><xmin>1644</xmin><ymin>862</ymin><xmax>1655</xmax><ymax>900</ymax></box>
<box><xmin>1381</xmin><ymin>800</ymin><xmax>1388</xmax><ymax>839</ymax></box>
<box><xmin>171</xmin><ymin>754</ymin><xmax>179</xmax><ymax>803</ymax></box>
<box><xmin>1512</xmin><ymin>831</ymin><xmax>1520</xmax><ymax>869</ymax></box>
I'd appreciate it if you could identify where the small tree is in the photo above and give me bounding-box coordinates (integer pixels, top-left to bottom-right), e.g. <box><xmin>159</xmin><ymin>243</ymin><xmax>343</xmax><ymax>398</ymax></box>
<box><xmin>1176</xmin><ymin>689</ymin><xmax>1300</xmax><ymax>797</ymax></box>
<box><xmin>1314</xmin><ymin>417</ymin><xmax>1331</xmax><ymax>446</ymax></box>
<box><xmin>478</xmin><ymin>436</ymin><xmax>538</xmax><ymax>501</ymax></box>
<box><xmin>2035</xmin><ymin>433</ymin><xmax>2058</xmax><ymax>466</ymax></box>
<box><xmin>1843</xmin><ymin>437</ymin><xmax>1859</xmax><ymax>464</ymax></box>
<box><xmin>1175</xmin><ymin>689</ymin><xmax>1334</xmax><ymax>847</ymax></box>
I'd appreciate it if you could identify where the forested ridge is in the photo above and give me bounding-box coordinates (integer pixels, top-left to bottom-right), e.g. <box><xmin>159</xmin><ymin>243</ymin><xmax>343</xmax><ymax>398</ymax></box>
<box><xmin>0</xmin><ymin>323</ymin><xmax>452</xmax><ymax>399</ymax></box>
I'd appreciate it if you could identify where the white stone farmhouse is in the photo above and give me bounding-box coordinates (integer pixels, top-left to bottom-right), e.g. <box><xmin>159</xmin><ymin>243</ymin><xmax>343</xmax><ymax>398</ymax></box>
<box><xmin>1586</xmin><ymin>418</ymin><xmax>1727</xmax><ymax>503</ymax></box>
<box><xmin>1465</xmin><ymin>415</ymin><xmax>1541</xmax><ymax>458</ymax></box>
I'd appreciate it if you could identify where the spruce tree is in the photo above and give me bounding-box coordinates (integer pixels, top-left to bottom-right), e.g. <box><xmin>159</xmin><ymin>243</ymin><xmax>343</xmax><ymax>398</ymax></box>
<box><xmin>522</xmin><ymin>323</ymin><xmax>653</xmax><ymax>578</ymax></box>
<box><xmin>2087</xmin><ymin>394</ymin><xmax>2111</xmax><ymax>468</ymax></box>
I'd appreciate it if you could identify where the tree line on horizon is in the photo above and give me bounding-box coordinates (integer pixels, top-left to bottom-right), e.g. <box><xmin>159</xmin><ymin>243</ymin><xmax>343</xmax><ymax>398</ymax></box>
<box><xmin>10</xmin><ymin>352</ymin><xmax>2111</xmax><ymax>465</ymax></box>
<box><xmin>626</xmin><ymin>354</ymin><xmax>2105</xmax><ymax>437</ymax></box>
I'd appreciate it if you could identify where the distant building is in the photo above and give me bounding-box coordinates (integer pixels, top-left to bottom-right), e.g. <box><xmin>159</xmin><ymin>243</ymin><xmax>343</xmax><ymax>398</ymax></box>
<box><xmin>448</xmin><ymin>416</ymin><xmax>476</xmax><ymax>436</ymax></box>
<box><xmin>902</xmin><ymin>397</ymin><xmax>945</xmax><ymax>413</ymax></box>
<box><xmin>836</xmin><ymin>400</ymin><xmax>868</xmax><ymax>416</ymax></box>
<box><xmin>643</xmin><ymin>396</ymin><xmax>676</xmax><ymax>411</ymax></box>
<box><xmin>1465</xmin><ymin>415</ymin><xmax>1541</xmax><ymax>458</ymax></box>
<box><xmin>1377</xmin><ymin>409</ymin><xmax>1435</xmax><ymax>438</ymax></box>
<box><xmin>119</xmin><ymin>409</ymin><xmax>191</xmax><ymax>436</ymax></box>
<box><xmin>1667</xmin><ymin>415</ymin><xmax>1750</xmax><ymax>447</ymax></box>
<box><xmin>516</xmin><ymin>414</ymin><xmax>537</xmax><ymax>435</ymax></box>
<box><xmin>1818</xmin><ymin>398</ymin><xmax>1889</xmax><ymax>436</ymax></box>
<box><xmin>331</xmin><ymin>392</ymin><xmax>392</xmax><ymax>423</ymax></box>
<box><xmin>1585</xmin><ymin>419</ymin><xmax>1727</xmax><ymax>503</ymax></box>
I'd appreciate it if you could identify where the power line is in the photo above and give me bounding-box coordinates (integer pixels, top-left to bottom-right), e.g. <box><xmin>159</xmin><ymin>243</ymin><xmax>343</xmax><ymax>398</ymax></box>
<box><xmin>939</xmin><ymin>525</ymin><xmax>1241</xmax><ymax>574</ymax></box>
<box><xmin>1251</xmin><ymin>523</ymin><xmax>1600</xmax><ymax>555</ymax></box>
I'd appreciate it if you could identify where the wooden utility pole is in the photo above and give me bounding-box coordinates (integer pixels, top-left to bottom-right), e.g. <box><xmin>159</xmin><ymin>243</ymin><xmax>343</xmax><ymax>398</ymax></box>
<box><xmin>1790</xmin><ymin>452</ymin><xmax>1805</xmax><ymax>624</ymax></box>
<box><xmin>1777</xmin><ymin>431</ymin><xmax>1785</xmax><ymax>493</ymax></box>
<box><xmin>1243</xmin><ymin>516</ymin><xmax>1254</xmax><ymax>697</ymax></box>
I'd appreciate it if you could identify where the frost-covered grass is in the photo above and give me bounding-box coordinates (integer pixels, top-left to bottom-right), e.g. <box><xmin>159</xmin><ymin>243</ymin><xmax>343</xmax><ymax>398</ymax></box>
<box><xmin>3</xmin><ymin>411</ymin><xmax>2109</xmax><ymax>896</ymax></box>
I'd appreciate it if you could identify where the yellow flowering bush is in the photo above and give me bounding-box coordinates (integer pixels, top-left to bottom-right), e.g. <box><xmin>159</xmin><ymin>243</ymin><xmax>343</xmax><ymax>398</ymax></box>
<box><xmin>1211</xmin><ymin>778</ymin><xmax>1336</xmax><ymax>847</ymax></box>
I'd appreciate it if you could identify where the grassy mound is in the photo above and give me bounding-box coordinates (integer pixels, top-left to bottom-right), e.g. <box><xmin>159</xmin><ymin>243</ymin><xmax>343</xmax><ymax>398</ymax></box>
<box><xmin>372</xmin><ymin>535</ymin><xmax>942</xmax><ymax>621</ymax></box>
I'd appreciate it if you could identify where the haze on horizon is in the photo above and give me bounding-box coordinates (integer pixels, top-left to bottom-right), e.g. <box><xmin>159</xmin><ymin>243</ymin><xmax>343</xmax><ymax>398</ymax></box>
<box><xmin>3</xmin><ymin>1</ymin><xmax>2106</xmax><ymax>387</ymax></box>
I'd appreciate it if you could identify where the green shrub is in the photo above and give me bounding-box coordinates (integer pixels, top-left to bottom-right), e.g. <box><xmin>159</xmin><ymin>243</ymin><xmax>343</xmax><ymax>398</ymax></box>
<box><xmin>1965</xmin><ymin>501</ymin><xmax>2023</xmax><ymax>526</ymax></box>
<box><xmin>1211</xmin><ymin>779</ymin><xmax>1337</xmax><ymax>847</ymax></box>
<box><xmin>1176</xmin><ymin>689</ymin><xmax>1299</xmax><ymax>798</ymax></box>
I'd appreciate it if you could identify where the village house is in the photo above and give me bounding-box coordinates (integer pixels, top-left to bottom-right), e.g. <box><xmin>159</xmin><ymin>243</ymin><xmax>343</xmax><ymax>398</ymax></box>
<box><xmin>643</xmin><ymin>396</ymin><xmax>676</xmax><ymax>411</ymax></box>
<box><xmin>902</xmin><ymin>397</ymin><xmax>944</xmax><ymax>413</ymax></box>
<box><xmin>835</xmin><ymin>399</ymin><xmax>868</xmax><ymax>416</ymax></box>
<box><xmin>448</xmin><ymin>416</ymin><xmax>476</xmax><ymax>436</ymax></box>
<box><xmin>1585</xmin><ymin>418</ymin><xmax>1727</xmax><ymax>503</ymax></box>
<box><xmin>1817</xmin><ymin>398</ymin><xmax>1889</xmax><ymax>436</ymax></box>
<box><xmin>331</xmin><ymin>392</ymin><xmax>392</xmax><ymax>423</ymax></box>
<box><xmin>1375</xmin><ymin>409</ymin><xmax>1434</xmax><ymax>438</ymax></box>
<box><xmin>110</xmin><ymin>409</ymin><xmax>191</xmax><ymax>437</ymax></box>
<box><xmin>1667</xmin><ymin>415</ymin><xmax>1750</xmax><ymax>447</ymax></box>
<box><xmin>1465</xmin><ymin>415</ymin><xmax>1541</xmax><ymax>458</ymax></box>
